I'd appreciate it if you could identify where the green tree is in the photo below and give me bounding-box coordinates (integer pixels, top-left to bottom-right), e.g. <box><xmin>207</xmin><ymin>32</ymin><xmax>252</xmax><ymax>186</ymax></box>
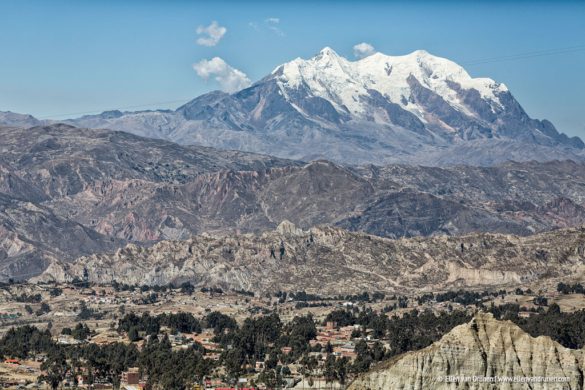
<box><xmin>324</xmin><ymin>354</ymin><xmax>337</xmax><ymax>385</ymax></box>
<box><xmin>223</xmin><ymin>347</ymin><xmax>245</xmax><ymax>379</ymax></box>
<box><xmin>49</xmin><ymin>288</ymin><xmax>63</xmax><ymax>297</ymax></box>
<box><xmin>266</xmin><ymin>351</ymin><xmax>278</xmax><ymax>369</ymax></box>
<box><xmin>335</xmin><ymin>356</ymin><xmax>349</xmax><ymax>384</ymax></box>
<box><xmin>72</xmin><ymin>323</ymin><xmax>91</xmax><ymax>341</ymax></box>
<box><xmin>128</xmin><ymin>326</ymin><xmax>140</xmax><ymax>342</ymax></box>
<box><xmin>40</xmin><ymin>349</ymin><xmax>69</xmax><ymax>390</ymax></box>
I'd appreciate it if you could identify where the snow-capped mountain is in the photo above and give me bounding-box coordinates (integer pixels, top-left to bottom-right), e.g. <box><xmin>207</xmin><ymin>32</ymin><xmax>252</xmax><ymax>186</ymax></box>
<box><xmin>272</xmin><ymin>47</ymin><xmax>508</xmax><ymax>129</ymax></box>
<box><xmin>7</xmin><ymin>47</ymin><xmax>585</xmax><ymax>165</ymax></box>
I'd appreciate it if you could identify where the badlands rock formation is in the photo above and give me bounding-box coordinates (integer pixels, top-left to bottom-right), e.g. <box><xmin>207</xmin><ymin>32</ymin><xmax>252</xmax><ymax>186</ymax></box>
<box><xmin>34</xmin><ymin>222</ymin><xmax>585</xmax><ymax>293</ymax></box>
<box><xmin>348</xmin><ymin>312</ymin><xmax>585</xmax><ymax>390</ymax></box>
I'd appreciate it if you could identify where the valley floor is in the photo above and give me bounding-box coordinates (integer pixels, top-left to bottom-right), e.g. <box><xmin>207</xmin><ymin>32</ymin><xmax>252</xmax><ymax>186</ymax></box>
<box><xmin>1</xmin><ymin>278</ymin><xmax>584</xmax><ymax>389</ymax></box>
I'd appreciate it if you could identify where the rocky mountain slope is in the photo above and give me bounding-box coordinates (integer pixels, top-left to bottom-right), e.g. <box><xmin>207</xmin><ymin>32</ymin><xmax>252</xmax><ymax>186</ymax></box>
<box><xmin>2</xmin><ymin>124</ymin><xmax>585</xmax><ymax>280</ymax></box>
<box><xmin>3</xmin><ymin>48</ymin><xmax>583</xmax><ymax>166</ymax></box>
<box><xmin>0</xmin><ymin>124</ymin><xmax>299</xmax><ymax>279</ymax></box>
<box><xmin>33</xmin><ymin>222</ymin><xmax>585</xmax><ymax>293</ymax></box>
<box><xmin>43</xmin><ymin>157</ymin><xmax>585</xmax><ymax>241</ymax></box>
<box><xmin>0</xmin><ymin>193</ymin><xmax>121</xmax><ymax>281</ymax></box>
<box><xmin>0</xmin><ymin>111</ymin><xmax>43</xmax><ymax>128</ymax></box>
<box><xmin>348</xmin><ymin>312</ymin><xmax>585</xmax><ymax>389</ymax></box>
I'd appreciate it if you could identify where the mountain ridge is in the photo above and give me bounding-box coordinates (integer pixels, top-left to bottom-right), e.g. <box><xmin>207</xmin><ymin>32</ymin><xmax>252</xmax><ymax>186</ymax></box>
<box><xmin>2</xmin><ymin>124</ymin><xmax>585</xmax><ymax>280</ymax></box>
<box><xmin>2</xmin><ymin>47</ymin><xmax>583</xmax><ymax>166</ymax></box>
<box><xmin>1</xmin><ymin>121</ymin><xmax>585</xmax><ymax>280</ymax></box>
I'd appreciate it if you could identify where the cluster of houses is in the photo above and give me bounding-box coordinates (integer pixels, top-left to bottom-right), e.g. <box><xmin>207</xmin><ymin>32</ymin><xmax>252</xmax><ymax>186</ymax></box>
<box><xmin>311</xmin><ymin>321</ymin><xmax>360</xmax><ymax>359</ymax></box>
<box><xmin>82</xmin><ymin>295</ymin><xmax>126</xmax><ymax>305</ymax></box>
<box><xmin>0</xmin><ymin>312</ymin><xmax>20</xmax><ymax>321</ymax></box>
<box><xmin>96</xmin><ymin>320</ymin><xmax>376</xmax><ymax>389</ymax></box>
<box><xmin>0</xmin><ymin>283</ymin><xmax>397</xmax><ymax>389</ymax></box>
<box><xmin>0</xmin><ymin>358</ymin><xmax>42</xmax><ymax>389</ymax></box>
<box><xmin>0</xmin><ymin>325</ymin><xmax>384</xmax><ymax>390</ymax></box>
<box><xmin>119</xmin><ymin>367</ymin><xmax>147</xmax><ymax>390</ymax></box>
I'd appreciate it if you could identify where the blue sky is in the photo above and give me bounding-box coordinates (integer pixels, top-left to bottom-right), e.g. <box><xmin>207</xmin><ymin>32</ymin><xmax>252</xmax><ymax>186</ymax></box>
<box><xmin>1</xmin><ymin>0</ymin><xmax>584</xmax><ymax>137</ymax></box>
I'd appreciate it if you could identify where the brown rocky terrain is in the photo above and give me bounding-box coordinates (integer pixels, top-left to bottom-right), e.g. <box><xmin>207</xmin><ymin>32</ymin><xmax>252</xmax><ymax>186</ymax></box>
<box><xmin>42</xmin><ymin>150</ymin><xmax>585</xmax><ymax>242</ymax></box>
<box><xmin>348</xmin><ymin>312</ymin><xmax>585</xmax><ymax>389</ymax></box>
<box><xmin>0</xmin><ymin>124</ymin><xmax>299</xmax><ymax>279</ymax></box>
<box><xmin>33</xmin><ymin>222</ymin><xmax>585</xmax><ymax>293</ymax></box>
<box><xmin>0</xmin><ymin>193</ymin><xmax>121</xmax><ymax>280</ymax></box>
<box><xmin>3</xmin><ymin>123</ymin><xmax>585</xmax><ymax>281</ymax></box>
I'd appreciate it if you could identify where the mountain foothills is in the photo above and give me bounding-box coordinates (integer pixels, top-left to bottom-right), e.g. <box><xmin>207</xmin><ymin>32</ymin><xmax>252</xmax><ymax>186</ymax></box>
<box><xmin>2</xmin><ymin>48</ymin><xmax>583</xmax><ymax>165</ymax></box>
<box><xmin>1</xmin><ymin>124</ymin><xmax>585</xmax><ymax>281</ymax></box>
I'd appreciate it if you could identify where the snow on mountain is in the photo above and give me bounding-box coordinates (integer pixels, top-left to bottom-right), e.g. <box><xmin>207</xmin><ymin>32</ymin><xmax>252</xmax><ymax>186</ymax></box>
<box><xmin>3</xmin><ymin>48</ymin><xmax>583</xmax><ymax>166</ymax></box>
<box><xmin>273</xmin><ymin>47</ymin><xmax>507</xmax><ymax>122</ymax></box>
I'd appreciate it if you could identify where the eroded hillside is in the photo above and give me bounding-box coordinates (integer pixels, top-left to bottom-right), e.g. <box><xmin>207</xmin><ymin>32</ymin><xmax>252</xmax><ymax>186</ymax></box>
<box><xmin>35</xmin><ymin>222</ymin><xmax>585</xmax><ymax>293</ymax></box>
<box><xmin>348</xmin><ymin>312</ymin><xmax>585</xmax><ymax>389</ymax></box>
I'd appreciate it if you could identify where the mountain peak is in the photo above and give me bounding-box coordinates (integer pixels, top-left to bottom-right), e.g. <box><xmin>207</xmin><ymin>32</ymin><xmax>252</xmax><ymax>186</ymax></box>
<box><xmin>318</xmin><ymin>46</ymin><xmax>339</xmax><ymax>57</ymax></box>
<box><xmin>313</xmin><ymin>47</ymin><xmax>344</xmax><ymax>65</ymax></box>
<box><xmin>273</xmin><ymin>46</ymin><xmax>510</xmax><ymax>122</ymax></box>
<box><xmin>409</xmin><ymin>48</ymin><xmax>431</xmax><ymax>57</ymax></box>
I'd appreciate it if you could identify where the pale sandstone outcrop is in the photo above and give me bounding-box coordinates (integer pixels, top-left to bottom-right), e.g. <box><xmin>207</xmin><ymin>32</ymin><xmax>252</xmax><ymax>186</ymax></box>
<box><xmin>349</xmin><ymin>312</ymin><xmax>584</xmax><ymax>390</ymax></box>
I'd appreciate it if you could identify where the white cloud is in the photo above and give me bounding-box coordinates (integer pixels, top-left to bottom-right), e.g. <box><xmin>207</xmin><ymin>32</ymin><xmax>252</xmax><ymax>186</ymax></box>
<box><xmin>248</xmin><ymin>17</ymin><xmax>284</xmax><ymax>36</ymax></box>
<box><xmin>193</xmin><ymin>57</ymin><xmax>251</xmax><ymax>93</ymax></box>
<box><xmin>353</xmin><ymin>42</ymin><xmax>376</xmax><ymax>59</ymax></box>
<box><xmin>265</xmin><ymin>17</ymin><xmax>284</xmax><ymax>36</ymax></box>
<box><xmin>268</xmin><ymin>26</ymin><xmax>284</xmax><ymax>36</ymax></box>
<box><xmin>196</xmin><ymin>21</ymin><xmax>227</xmax><ymax>47</ymax></box>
